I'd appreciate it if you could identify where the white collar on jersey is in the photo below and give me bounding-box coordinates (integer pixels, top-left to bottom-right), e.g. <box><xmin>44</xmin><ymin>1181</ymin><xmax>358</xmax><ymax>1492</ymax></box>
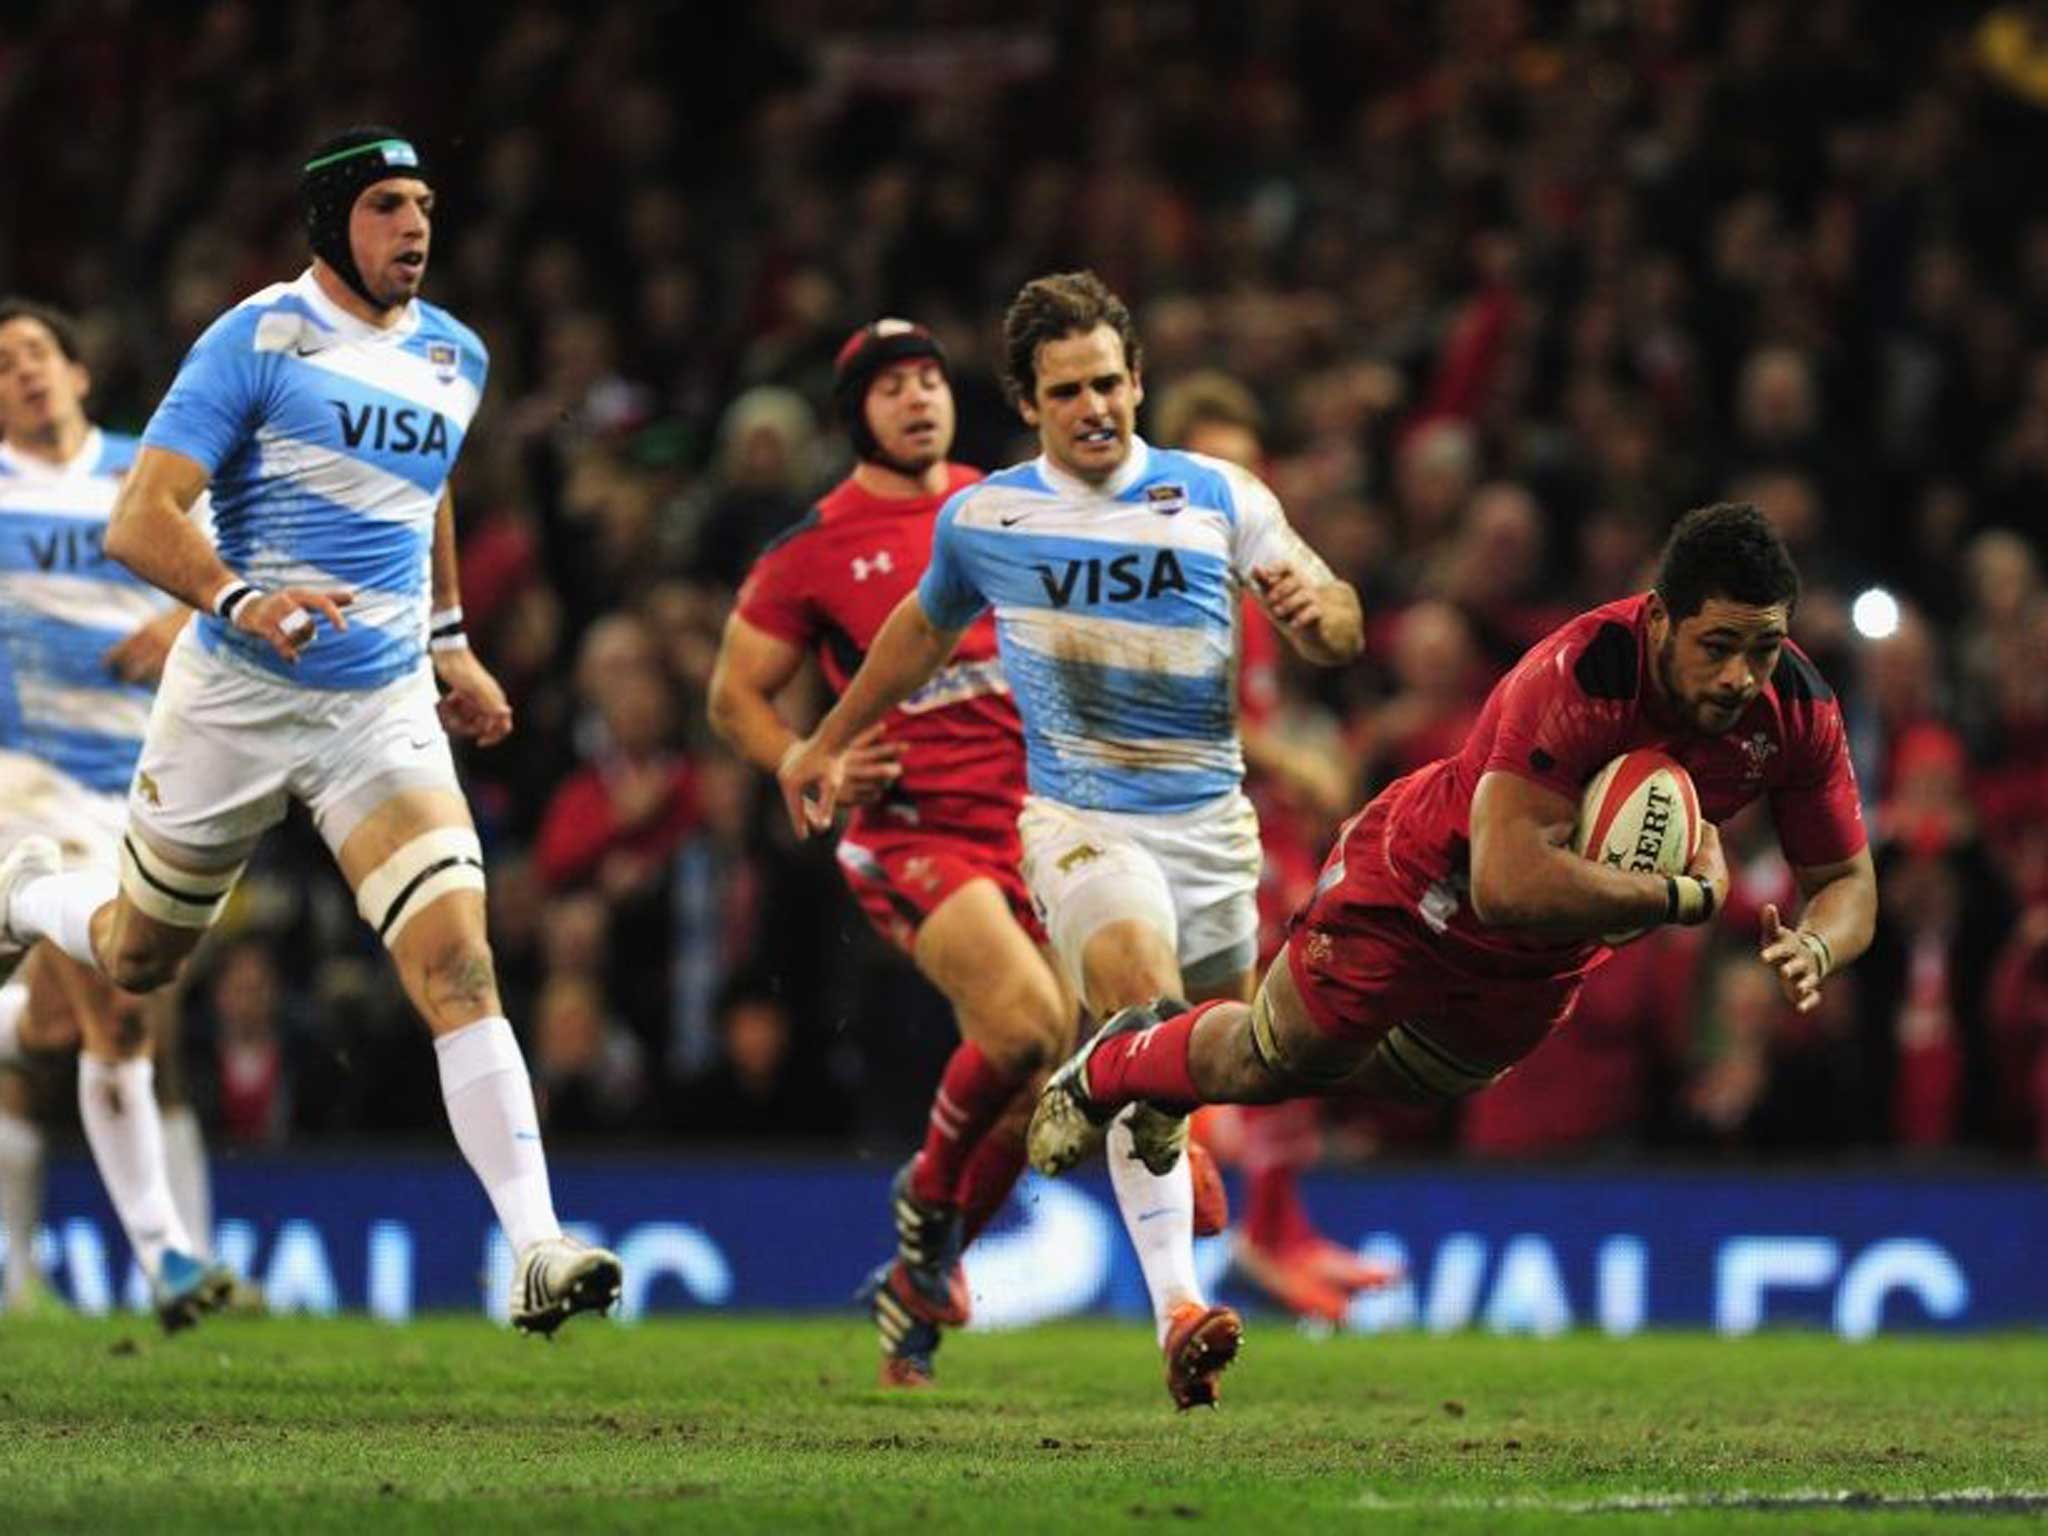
<box><xmin>292</xmin><ymin>267</ymin><xmax>421</xmax><ymax>347</ymax></box>
<box><xmin>1034</xmin><ymin>434</ymin><xmax>1152</xmax><ymax>500</ymax></box>
<box><xmin>0</xmin><ymin>425</ymin><xmax>104</xmax><ymax>483</ymax></box>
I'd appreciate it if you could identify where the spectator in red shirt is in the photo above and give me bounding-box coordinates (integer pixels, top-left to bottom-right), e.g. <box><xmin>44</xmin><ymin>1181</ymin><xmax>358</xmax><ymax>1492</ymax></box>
<box><xmin>535</xmin><ymin>656</ymin><xmax>697</xmax><ymax>897</ymax></box>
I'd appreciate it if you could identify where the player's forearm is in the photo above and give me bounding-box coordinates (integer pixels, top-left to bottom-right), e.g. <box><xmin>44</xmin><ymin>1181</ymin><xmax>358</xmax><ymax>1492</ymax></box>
<box><xmin>812</xmin><ymin>595</ymin><xmax>958</xmax><ymax>753</ymax></box>
<box><xmin>1794</xmin><ymin>866</ymin><xmax>1877</xmax><ymax>976</ymax></box>
<box><xmin>1470</xmin><ymin>834</ymin><xmax>1675</xmax><ymax>934</ymax></box>
<box><xmin>105</xmin><ymin>485</ymin><xmax>237</xmax><ymax>613</ymax></box>
<box><xmin>1294</xmin><ymin>581</ymin><xmax>1364</xmax><ymax>667</ymax></box>
<box><xmin>707</xmin><ymin>673</ymin><xmax>798</xmax><ymax>775</ymax></box>
<box><xmin>430</xmin><ymin>489</ymin><xmax>460</xmax><ymax>610</ymax></box>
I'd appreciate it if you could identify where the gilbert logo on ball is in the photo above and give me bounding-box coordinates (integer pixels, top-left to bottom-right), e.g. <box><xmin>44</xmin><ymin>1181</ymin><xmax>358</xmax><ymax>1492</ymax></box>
<box><xmin>1570</xmin><ymin>748</ymin><xmax>1702</xmax><ymax>946</ymax></box>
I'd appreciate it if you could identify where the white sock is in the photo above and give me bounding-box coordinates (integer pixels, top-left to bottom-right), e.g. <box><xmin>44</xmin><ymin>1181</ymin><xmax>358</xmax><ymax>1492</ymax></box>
<box><xmin>0</xmin><ymin>983</ymin><xmax>26</xmax><ymax>1065</ymax></box>
<box><xmin>77</xmin><ymin>1056</ymin><xmax>193</xmax><ymax>1279</ymax></box>
<box><xmin>1106</xmin><ymin>1109</ymin><xmax>1202</xmax><ymax>1346</ymax></box>
<box><xmin>0</xmin><ymin>1106</ymin><xmax>44</xmax><ymax>1306</ymax></box>
<box><xmin>434</xmin><ymin>1017</ymin><xmax>561</xmax><ymax>1254</ymax></box>
<box><xmin>159</xmin><ymin>1105</ymin><xmax>213</xmax><ymax>1261</ymax></box>
<box><xmin>10</xmin><ymin>869</ymin><xmax>117</xmax><ymax>971</ymax></box>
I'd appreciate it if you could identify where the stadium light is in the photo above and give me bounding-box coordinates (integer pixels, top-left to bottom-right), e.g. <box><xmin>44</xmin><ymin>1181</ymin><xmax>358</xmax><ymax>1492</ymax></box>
<box><xmin>1852</xmin><ymin>586</ymin><xmax>1900</xmax><ymax>641</ymax></box>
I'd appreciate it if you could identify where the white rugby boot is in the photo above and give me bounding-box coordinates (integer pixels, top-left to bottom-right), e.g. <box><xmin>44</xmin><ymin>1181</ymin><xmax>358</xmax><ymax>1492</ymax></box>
<box><xmin>1028</xmin><ymin>997</ymin><xmax>1193</xmax><ymax>1177</ymax></box>
<box><xmin>0</xmin><ymin>836</ymin><xmax>61</xmax><ymax>983</ymax></box>
<box><xmin>510</xmin><ymin>1235</ymin><xmax>623</xmax><ymax>1336</ymax></box>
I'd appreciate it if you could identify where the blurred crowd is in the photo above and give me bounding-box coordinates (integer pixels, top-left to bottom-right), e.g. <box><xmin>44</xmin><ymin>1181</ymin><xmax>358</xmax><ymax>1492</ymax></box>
<box><xmin>6</xmin><ymin>0</ymin><xmax>2048</xmax><ymax>1161</ymax></box>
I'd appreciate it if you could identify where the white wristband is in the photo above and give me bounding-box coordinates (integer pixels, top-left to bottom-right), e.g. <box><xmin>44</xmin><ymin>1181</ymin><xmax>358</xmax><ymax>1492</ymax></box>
<box><xmin>211</xmin><ymin>579</ymin><xmax>259</xmax><ymax>622</ymax></box>
<box><xmin>1796</xmin><ymin>929</ymin><xmax>1833</xmax><ymax>981</ymax></box>
<box><xmin>428</xmin><ymin>604</ymin><xmax>468</xmax><ymax>653</ymax></box>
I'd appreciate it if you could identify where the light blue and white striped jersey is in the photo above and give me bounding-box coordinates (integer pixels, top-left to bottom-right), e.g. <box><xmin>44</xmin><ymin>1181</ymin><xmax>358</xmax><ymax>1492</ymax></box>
<box><xmin>0</xmin><ymin>429</ymin><xmax>179</xmax><ymax>794</ymax></box>
<box><xmin>916</xmin><ymin>438</ymin><xmax>1331</xmax><ymax>814</ymax></box>
<box><xmin>141</xmin><ymin>269</ymin><xmax>487</xmax><ymax>690</ymax></box>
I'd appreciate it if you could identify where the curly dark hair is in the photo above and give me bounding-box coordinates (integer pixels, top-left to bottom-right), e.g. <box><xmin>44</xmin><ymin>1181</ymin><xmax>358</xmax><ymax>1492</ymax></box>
<box><xmin>1654</xmin><ymin>502</ymin><xmax>1801</xmax><ymax>620</ymax></box>
<box><xmin>1000</xmin><ymin>270</ymin><xmax>1143</xmax><ymax>408</ymax></box>
<box><xmin>0</xmin><ymin>296</ymin><xmax>83</xmax><ymax>361</ymax></box>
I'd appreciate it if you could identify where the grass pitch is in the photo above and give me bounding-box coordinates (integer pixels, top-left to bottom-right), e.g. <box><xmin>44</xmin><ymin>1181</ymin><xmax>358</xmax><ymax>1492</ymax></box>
<box><xmin>3</xmin><ymin>1315</ymin><xmax>2046</xmax><ymax>1533</ymax></box>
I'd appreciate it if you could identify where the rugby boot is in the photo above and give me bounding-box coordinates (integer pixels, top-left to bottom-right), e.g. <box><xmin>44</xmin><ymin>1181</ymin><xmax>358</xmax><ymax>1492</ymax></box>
<box><xmin>1231</xmin><ymin>1235</ymin><xmax>1351</xmax><ymax>1324</ymax></box>
<box><xmin>856</xmin><ymin>1260</ymin><xmax>941</xmax><ymax>1388</ymax></box>
<box><xmin>0</xmin><ymin>836</ymin><xmax>60</xmax><ymax>984</ymax></box>
<box><xmin>1162</xmin><ymin>1301</ymin><xmax>1243</xmax><ymax>1410</ymax></box>
<box><xmin>152</xmin><ymin>1249</ymin><xmax>235</xmax><ymax>1335</ymax></box>
<box><xmin>1296</xmin><ymin>1236</ymin><xmax>1402</xmax><ymax>1295</ymax></box>
<box><xmin>510</xmin><ymin>1235</ymin><xmax>623</xmax><ymax>1336</ymax></box>
<box><xmin>1030</xmin><ymin>998</ymin><xmax>1194</xmax><ymax>1178</ymax></box>
<box><xmin>888</xmin><ymin>1157</ymin><xmax>970</xmax><ymax>1326</ymax></box>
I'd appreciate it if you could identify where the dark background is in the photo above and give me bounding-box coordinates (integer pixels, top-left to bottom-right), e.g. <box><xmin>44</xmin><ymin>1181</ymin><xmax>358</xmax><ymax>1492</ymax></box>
<box><xmin>6</xmin><ymin>0</ymin><xmax>2048</xmax><ymax>1166</ymax></box>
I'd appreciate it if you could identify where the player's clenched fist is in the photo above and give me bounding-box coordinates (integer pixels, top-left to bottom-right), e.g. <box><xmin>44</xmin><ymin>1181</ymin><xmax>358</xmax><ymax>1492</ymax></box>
<box><xmin>433</xmin><ymin>646</ymin><xmax>515</xmax><ymax>746</ymax></box>
<box><xmin>838</xmin><ymin>723</ymin><xmax>904</xmax><ymax>807</ymax></box>
<box><xmin>231</xmin><ymin>586</ymin><xmax>353</xmax><ymax>664</ymax></box>
<box><xmin>776</xmin><ymin>734</ymin><xmax>845</xmax><ymax>837</ymax></box>
<box><xmin>1251</xmin><ymin>563</ymin><xmax>1322</xmax><ymax>633</ymax></box>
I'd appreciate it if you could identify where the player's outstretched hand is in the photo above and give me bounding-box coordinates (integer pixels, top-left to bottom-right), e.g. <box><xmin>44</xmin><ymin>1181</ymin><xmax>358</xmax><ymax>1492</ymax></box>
<box><xmin>1685</xmin><ymin>819</ymin><xmax>1730</xmax><ymax>917</ymax></box>
<box><xmin>235</xmin><ymin>587</ymin><xmax>353</xmax><ymax>665</ymax></box>
<box><xmin>433</xmin><ymin>647</ymin><xmax>515</xmax><ymax>747</ymax></box>
<box><xmin>1759</xmin><ymin>902</ymin><xmax>1828</xmax><ymax>1014</ymax></box>
<box><xmin>103</xmin><ymin>608</ymin><xmax>192</xmax><ymax>684</ymax></box>
<box><xmin>839</xmin><ymin>723</ymin><xmax>904</xmax><ymax>807</ymax></box>
<box><xmin>1251</xmin><ymin>564</ymin><xmax>1323</xmax><ymax>635</ymax></box>
<box><xmin>776</xmin><ymin>734</ymin><xmax>844</xmax><ymax>838</ymax></box>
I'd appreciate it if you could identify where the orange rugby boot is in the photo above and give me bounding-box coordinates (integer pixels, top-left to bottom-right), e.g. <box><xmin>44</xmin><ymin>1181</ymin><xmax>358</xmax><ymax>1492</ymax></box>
<box><xmin>1162</xmin><ymin>1301</ymin><xmax>1243</xmax><ymax>1409</ymax></box>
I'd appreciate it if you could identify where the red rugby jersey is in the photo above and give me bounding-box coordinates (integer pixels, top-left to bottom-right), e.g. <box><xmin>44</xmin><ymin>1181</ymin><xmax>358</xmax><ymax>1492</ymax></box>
<box><xmin>1379</xmin><ymin>592</ymin><xmax>1867</xmax><ymax>960</ymax></box>
<box><xmin>735</xmin><ymin>465</ymin><xmax>1025</xmax><ymax>834</ymax></box>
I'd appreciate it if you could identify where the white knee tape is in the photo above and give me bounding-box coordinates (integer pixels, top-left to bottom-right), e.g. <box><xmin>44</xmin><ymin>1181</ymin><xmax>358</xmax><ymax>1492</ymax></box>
<box><xmin>354</xmin><ymin>827</ymin><xmax>487</xmax><ymax>947</ymax></box>
<box><xmin>119</xmin><ymin>835</ymin><xmax>242</xmax><ymax>929</ymax></box>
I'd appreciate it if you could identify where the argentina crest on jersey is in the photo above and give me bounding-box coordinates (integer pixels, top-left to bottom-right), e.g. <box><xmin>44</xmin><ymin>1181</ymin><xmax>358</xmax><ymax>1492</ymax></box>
<box><xmin>428</xmin><ymin>342</ymin><xmax>459</xmax><ymax>385</ymax></box>
<box><xmin>1145</xmin><ymin>482</ymin><xmax>1187</xmax><ymax>515</ymax></box>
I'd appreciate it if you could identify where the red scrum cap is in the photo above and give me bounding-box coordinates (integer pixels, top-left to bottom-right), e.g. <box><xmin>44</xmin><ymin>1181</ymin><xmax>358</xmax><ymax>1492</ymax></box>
<box><xmin>832</xmin><ymin>318</ymin><xmax>949</xmax><ymax>461</ymax></box>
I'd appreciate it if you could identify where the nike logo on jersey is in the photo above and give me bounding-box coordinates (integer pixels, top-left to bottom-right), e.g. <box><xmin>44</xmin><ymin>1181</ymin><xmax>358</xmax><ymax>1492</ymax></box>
<box><xmin>1035</xmin><ymin>549</ymin><xmax>1188</xmax><ymax>609</ymax></box>
<box><xmin>330</xmin><ymin>401</ymin><xmax>450</xmax><ymax>456</ymax></box>
<box><xmin>999</xmin><ymin>514</ymin><xmax>1027</xmax><ymax>527</ymax></box>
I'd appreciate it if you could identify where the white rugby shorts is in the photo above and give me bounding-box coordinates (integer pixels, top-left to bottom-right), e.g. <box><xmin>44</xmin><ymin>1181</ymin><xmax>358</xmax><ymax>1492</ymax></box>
<box><xmin>0</xmin><ymin>750</ymin><xmax>126</xmax><ymax>867</ymax></box>
<box><xmin>1017</xmin><ymin>789</ymin><xmax>1262</xmax><ymax>997</ymax></box>
<box><xmin>128</xmin><ymin>629</ymin><xmax>460</xmax><ymax>860</ymax></box>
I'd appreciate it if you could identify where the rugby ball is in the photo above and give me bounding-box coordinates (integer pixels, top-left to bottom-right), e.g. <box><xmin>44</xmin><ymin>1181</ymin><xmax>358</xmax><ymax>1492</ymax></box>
<box><xmin>1570</xmin><ymin>748</ymin><xmax>1702</xmax><ymax>946</ymax></box>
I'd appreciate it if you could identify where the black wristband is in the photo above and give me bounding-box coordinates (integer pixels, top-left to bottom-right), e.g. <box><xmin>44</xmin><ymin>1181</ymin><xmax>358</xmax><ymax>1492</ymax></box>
<box><xmin>216</xmin><ymin>584</ymin><xmax>258</xmax><ymax>623</ymax></box>
<box><xmin>428</xmin><ymin>603</ymin><xmax>468</xmax><ymax>654</ymax></box>
<box><xmin>1665</xmin><ymin>874</ymin><xmax>1716</xmax><ymax>926</ymax></box>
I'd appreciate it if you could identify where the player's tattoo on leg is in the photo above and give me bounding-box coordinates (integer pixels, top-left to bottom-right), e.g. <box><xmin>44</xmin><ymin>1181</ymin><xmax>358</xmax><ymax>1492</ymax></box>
<box><xmin>423</xmin><ymin>940</ymin><xmax>498</xmax><ymax>1020</ymax></box>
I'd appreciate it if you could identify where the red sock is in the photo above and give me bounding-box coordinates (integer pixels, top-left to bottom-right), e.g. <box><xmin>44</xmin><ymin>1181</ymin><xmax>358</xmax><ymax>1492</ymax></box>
<box><xmin>956</xmin><ymin>1128</ymin><xmax>1029</xmax><ymax>1243</ymax></box>
<box><xmin>910</xmin><ymin>1042</ymin><xmax>1027</xmax><ymax>1206</ymax></box>
<box><xmin>1244</xmin><ymin>1165</ymin><xmax>1316</xmax><ymax>1253</ymax></box>
<box><xmin>1084</xmin><ymin>1001</ymin><xmax>1229</xmax><ymax>1108</ymax></box>
<box><xmin>1239</xmin><ymin>1099</ymin><xmax>1320</xmax><ymax>1251</ymax></box>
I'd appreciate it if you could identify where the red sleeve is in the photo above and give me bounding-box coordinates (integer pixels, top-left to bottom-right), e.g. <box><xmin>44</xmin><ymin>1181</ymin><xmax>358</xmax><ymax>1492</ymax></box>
<box><xmin>733</xmin><ymin>537</ymin><xmax>814</xmax><ymax>647</ymax></box>
<box><xmin>534</xmin><ymin>771</ymin><xmax>620</xmax><ymax>889</ymax></box>
<box><xmin>1479</xmin><ymin>642</ymin><xmax>1630</xmax><ymax>803</ymax></box>
<box><xmin>1237</xmin><ymin>599</ymin><xmax>1282</xmax><ymax>729</ymax></box>
<box><xmin>1769</xmin><ymin>697</ymin><xmax>1868</xmax><ymax>868</ymax></box>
